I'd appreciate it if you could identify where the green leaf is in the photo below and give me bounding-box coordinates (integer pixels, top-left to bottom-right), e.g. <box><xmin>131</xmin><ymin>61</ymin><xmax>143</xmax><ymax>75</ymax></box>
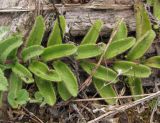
<box><xmin>12</xmin><ymin>62</ymin><xmax>34</xmax><ymax>84</ymax></box>
<box><xmin>47</xmin><ymin>16</ymin><xmax>66</xmax><ymax>46</ymax></box>
<box><xmin>113</xmin><ymin>61</ymin><xmax>151</xmax><ymax>78</ymax></box>
<box><xmin>127</xmin><ymin>30</ymin><xmax>156</xmax><ymax>60</ymax></box>
<box><xmin>0</xmin><ymin>34</ymin><xmax>22</xmax><ymax>63</ymax></box>
<box><xmin>80</xmin><ymin>61</ymin><xmax>118</xmax><ymax>83</ymax></box>
<box><xmin>127</xmin><ymin>77</ymin><xmax>144</xmax><ymax>100</ymax></box>
<box><xmin>26</xmin><ymin>16</ymin><xmax>45</xmax><ymax>47</ymax></box>
<box><xmin>8</xmin><ymin>74</ymin><xmax>29</xmax><ymax>109</ymax></box>
<box><xmin>9</xmin><ymin>73</ymin><xmax>22</xmax><ymax>96</ymax></box>
<box><xmin>112</xmin><ymin>20</ymin><xmax>128</xmax><ymax>41</ymax></box>
<box><xmin>104</xmin><ymin>37</ymin><xmax>135</xmax><ymax>59</ymax></box>
<box><xmin>8</xmin><ymin>89</ymin><xmax>29</xmax><ymax>109</ymax></box>
<box><xmin>145</xmin><ymin>56</ymin><xmax>160</xmax><ymax>69</ymax></box>
<box><xmin>93</xmin><ymin>78</ymin><xmax>117</xmax><ymax>104</ymax></box>
<box><xmin>135</xmin><ymin>2</ymin><xmax>152</xmax><ymax>39</ymax></box>
<box><xmin>29</xmin><ymin>61</ymin><xmax>61</xmax><ymax>82</ymax></box>
<box><xmin>35</xmin><ymin>77</ymin><xmax>56</xmax><ymax>106</ymax></box>
<box><xmin>0</xmin><ymin>68</ymin><xmax>8</xmax><ymax>91</ymax></box>
<box><xmin>153</xmin><ymin>0</ymin><xmax>160</xmax><ymax>20</ymax></box>
<box><xmin>0</xmin><ymin>26</ymin><xmax>9</xmax><ymax>41</ymax></box>
<box><xmin>53</xmin><ymin>61</ymin><xmax>78</xmax><ymax>97</ymax></box>
<box><xmin>34</xmin><ymin>91</ymin><xmax>44</xmax><ymax>103</ymax></box>
<box><xmin>75</xmin><ymin>44</ymin><xmax>103</xmax><ymax>60</ymax></box>
<box><xmin>147</xmin><ymin>0</ymin><xmax>154</xmax><ymax>6</ymax></box>
<box><xmin>22</xmin><ymin>45</ymin><xmax>44</xmax><ymax>62</ymax></box>
<box><xmin>41</xmin><ymin>44</ymin><xmax>77</xmax><ymax>62</ymax></box>
<box><xmin>81</xmin><ymin>20</ymin><xmax>103</xmax><ymax>44</ymax></box>
<box><xmin>58</xmin><ymin>82</ymin><xmax>72</xmax><ymax>101</ymax></box>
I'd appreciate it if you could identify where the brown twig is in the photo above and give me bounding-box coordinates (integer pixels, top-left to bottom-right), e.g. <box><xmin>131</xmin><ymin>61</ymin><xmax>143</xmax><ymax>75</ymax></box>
<box><xmin>88</xmin><ymin>91</ymin><xmax>160</xmax><ymax>123</ymax></box>
<box><xmin>79</xmin><ymin>18</ymin><xmax>124</xmax><ymax>92</ymax></box>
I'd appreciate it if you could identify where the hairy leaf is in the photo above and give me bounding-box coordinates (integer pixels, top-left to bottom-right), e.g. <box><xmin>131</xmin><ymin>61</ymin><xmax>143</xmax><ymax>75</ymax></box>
<box><xmin>75</xmin><ymin>44</ymin><xmax>103</xmax><ymax>60</ymax></box>
<box><xmin>105</xmin><ymin>37</ymin><xmax>135</xmax><ymax>59</ymax></box>
<box><xmin>41</xmin><ymin>44</ymin><xmax>77</xmax><ymax>62</ymax></box>
<box><xmin>47</xmin><ymin>16</ymin><xmax>66</xmax><ymax>46</ymax></box>
<box><xmin>53</xmin><ymin>61</ymin><xmax>78</xmax><ymax>97</ymax></box>
<box><xmin>35</xmin><ymin>77</ymin><xmax>56</xmax><ymax>106</ymax></box>
<box><xmin>0</xmin><ymin>34</ymin><xmax>22</xmax><ymax>63</ymax></box>
<box><xmin>81</xmin><ymin>20</ymin><xmax>103</xmax><ymax>44</ymax></box>
<box><xmin>113</xmin><ymin>61</ymin><xmax>151</xmax><ymax>78</ymax></box>
<box><xmin>0</xmin><ymin>26</ymin><xmax>9</xmax><ymax>41</ymax></box>
<box><xmin>127</xmin><ymin>30</ymin><xmax>156</xmax><ymax>60</ymax></box>
<box><xmin>26</xmin><ymin>16</ymin><xmax>45</xmax><ymax>47</ymax></box>
<box><xmin>22</xmin><ymin>45</ymin><xmax>44</xmax><ymax>62</ymax></box>
<box><xmin>93</xmin><ymin>78</ymin><xmax>117</xmax><ymax>104</ymax></box>
<box><xmin>9</xmin><ymin>73</ymin><xmax>22</xmax><ymax>96</ymax></box>
<box><xmin>153</xmin><ymin>0</ymin><xmax>160</xmax><ymax>20</ymax></box>
<box><xmin>112</xmin><ymin>20</ymin><xmax>128</xmax><ymax>41</ymax></box>
<box><xmin>145</xmin><ymin>56</ymin><xmax>160</xmax><ymax>69</ymax></box>
<box><xmin>58</xmin><ymin>82</ymin><xmax>72</xmax><ymax>101</ymax></box>
<box><xmin>128</xmin><ymin>77</ymin><xmax>144</xmax><ymax>100</ymax></box>
<box><xmin>0</xmin><ymin>68</ymin><xmax>8</xmax><ymax>91</ymax></box>
<box><xmin>12</xmin><ymin>62</ymin><xmax>34</xmax><ymax>84</ymax></box>
<box><xmin>135</xmin><ymin>2</ymin><xmax>152</xmax><ymax>39</ymax></box>
<box><xmin>8</xmin><ymin>89</ymin><xmax>29</xmax><ymax>109</ymax></box>
<box><xmin>80</xmin><ymin>61</ymin><xmax>118</xmax><ymax>83</ymax></box>
<box><xmin>29</xmin><ymin>61</ymin><xmax>61</xmax><ymax>82</ymax></box>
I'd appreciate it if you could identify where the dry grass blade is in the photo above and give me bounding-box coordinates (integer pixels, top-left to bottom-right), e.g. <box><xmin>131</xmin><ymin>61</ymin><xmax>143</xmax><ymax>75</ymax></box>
<box><xmin>79</xmin><ymin>18</ymin><xmax>124</xmax><ymax>92</ymax></box>
<box><xmin>88</xmin><ymin>91</ymin><xmax>160</xmax><ymax>123</ymax></box>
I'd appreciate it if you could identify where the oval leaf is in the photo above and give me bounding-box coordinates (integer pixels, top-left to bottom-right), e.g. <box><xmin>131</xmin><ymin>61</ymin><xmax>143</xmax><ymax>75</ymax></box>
<box><xmin>41</xmin><ymin>44</ymin><xmax>77</xmax><ymax>62</ymax></box>
<box><xmin>22</xmin><ymin>45</ymin><xmax>44</xmax><ymax>62</ymax></box>
<box><xmin>112</xmin><ymin>20</ymin><xmax>128</xmax><ymax>41</ymax></box>
<box><xmin>93</xmin><ymin>78</ymin><xmax>117</xmax><ymax>104</ymax></box>
<box><xmin>153</xmin><ymin>0</ymin><xmax>160</xmax><ymax>20</ymax></box>
<box><xmin>29</xmin><ymin>61</ymin><xmax>61</xmax><ymax>82</ymax></box>
<box><xmin>75</xmin><ymin>44</ymin><xmax>103</xmax><ymax>60</ymax></box>
<box><xmin>135</xmin><ymin>2</ymin><xmax>152</xmax><ymax>39</ymax></box>
<box><xmin>0</xmin><ymin>68</ymin><xmax>8</xmax><ymax>91</ymax></box>
<box><xmin>0</xmin><ymin>26</ymin><xmax>9</xmax><ymax>41</ymax></box>
<box><xmin>9</xmin><ymin>73</ymin><xmax>22</xmax><ymax>96</ymax></box>
<box><xmin>35</xmin><ymin>77</ymin><xmax>56</xmax><ymax>106</ymax></box>
<box><xmin>127</xmin><ymin>30</ymin><xmax>156</xmax><ymax>60</ymax></box>
<box><xmin>26</xmin><ymin>16</ymin><xmax>45</xmax><ymax>47</ymax></box>
<box><xmin>105</xmin><ymin>37</ymin><xmax>135</xmax><ymax>59</ymax></box>
<box><xmin>53</xmin><ymin>61</ymin><xmax>78</xmax><ymax>97</ymax></box>
<box><xmin>127</xmin><ymin>77</ymin><xmax>144</xmax><ymax>100</ymax></box>
<box><xmin>12</xmin><ymin>62</ymin><xmax>34</xmax><ymax>84</ymax></box>
<box><xmin>8</xmin><ymin>89</ymin><xmax>29</xmax><ymax>109</ymax></box>
<box><xmin>47</xmin><ymin>15</ymin><xmax>66</xmax><ymax>46</ymax></box>
<box><xmin>0</xmin><ymin>34</ymin><xmax>22</xmax><ymax>63</ymax></box>
<box><xmin>58</xmin><ymin>82</ymin><xmax>72</xmax><ymax>101</ymax></box>
<box><xmin>80</xmin><ymin>61</ymin><xmax>118</xmax><ymax>83</ymax></box>
<box><xmin>81</xmin><ymin>20</ymin><xmax>103</xmax><ymax>44</ymax></box>
<box><xmin>145</xmin><ymin>56</ymin><xmax>160</xmax><ymax>69</ymax></box>
<box><xmin>113</xmin><ymin>61</ymin><xmax>151</xmax><ymax>78</ymax></box>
